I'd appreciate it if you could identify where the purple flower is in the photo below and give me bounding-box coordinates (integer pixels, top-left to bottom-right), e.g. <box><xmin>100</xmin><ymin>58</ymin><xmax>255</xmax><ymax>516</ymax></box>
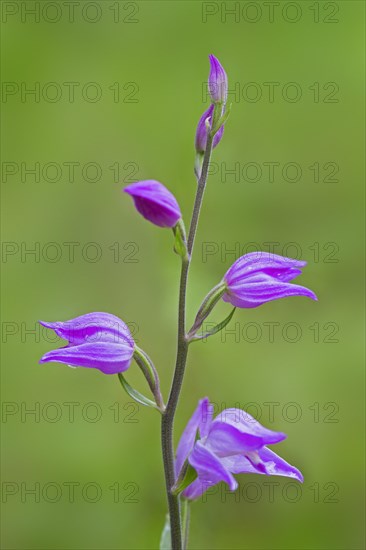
<box><xmin>124</xmin><ymin>180</ymin><xmax>181</xmax><ymax>228</ymax></box>
<box><xmin>195</xmin><ymin>105</ymin><xmax>224</xmax><ymax>154</ymax></box>
<box><xmin>176</xmin><ymin>398</ymin><xmax>303</xmax><ymax>500</ymax></box>
<box><xmin>208</xmin><ymin>54</ymin><xmax>228</xmax><ymax>104</ymax></box>
<box><xmin>222</xmin><ymin>252</ymin><xmax>317</xmax><ymax>309</ymax></box>
<box><xmin>39</xmin><ymin>312</ymin><xmax>134</xmax><ymax>375</ymax></box>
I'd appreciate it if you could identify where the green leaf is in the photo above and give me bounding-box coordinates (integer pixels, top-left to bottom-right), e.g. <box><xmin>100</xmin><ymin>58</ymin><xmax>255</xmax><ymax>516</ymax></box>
<box><xmin>188</xmin><ymin>281</ymin><xmax>226</xmax><ymax>338</ymax></box>
<box><xmin>211</xmin><ymin>102</ymin><xmax>223</xmax><ymax>133</ymax></box>
<box><xmin>212</xmin><ymin>102</ymin><xmax>232</xmax><ymax>135</ymax></box>
<box><xmin>173</xmin><ymin>220</ymin><xmax>188</xmax><ymax>261</ymax></box>
<box><xmin>190</xmin><ymin>307</ymin><xmax>236</xmax><ymax>342</ymax></box>
<box><xmin>133</xmin><ymin>346</ymin><xmax>155</xmax><ymax>388</ymax></box>
<box><xmin>118</xmin><ymin>373</ymin><xmax>159</xmax><ymax>410</ymax></box>
<box><xmin>171</xmin><ymin>463</ymin><xmax>198</xmax><ymax>495</ymax></box>
<box><xmin>159</xmin><ymin>514</ymin><xmax>171</xmax><ymax>550</ymax></box>
<box><xmin>182</xmin><ymin>499</ymin><xmax>191</xmax><ymax>550</ymax></box>
<box><xmin>218</xmin><ymin>102</ymin><xmax>232</xmax><ymax>127</ymax></box>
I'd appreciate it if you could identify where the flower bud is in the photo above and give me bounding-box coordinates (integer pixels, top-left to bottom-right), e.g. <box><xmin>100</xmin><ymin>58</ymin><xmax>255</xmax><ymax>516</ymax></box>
<box><xmin>195</xmin><ymin>104</ymin><xmax>224</xmax><ymax>154</ymax></box>
<box><xmin>208</xmin><ymin>54</ymin><xmax>228</xmax><ymax>104</ymax></box>
<box><xmin>124</xmin><ymin>180</ymin><xmax>181</xmax><ymax>228</ymax></box>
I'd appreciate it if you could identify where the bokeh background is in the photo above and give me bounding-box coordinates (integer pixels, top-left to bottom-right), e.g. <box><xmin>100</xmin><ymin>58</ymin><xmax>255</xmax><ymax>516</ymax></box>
<box><xmin>1</xmin><ymin>1</ymin><xmax>365</xmax><ymax>548</ymax></box>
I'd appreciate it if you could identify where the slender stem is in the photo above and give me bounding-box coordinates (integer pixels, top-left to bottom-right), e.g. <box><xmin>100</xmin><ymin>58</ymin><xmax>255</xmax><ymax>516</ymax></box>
<box><xmin>161</xmin><ymin>124</ymin><xmax>216</xmax><ymax>549</ymax></box>
<box><xmin>182</xmin><ymin>499</ymin><xmax>191</xmax><ymax>550</ymax></box>
<box><xmin>187</xmin><ymin>136</ymin><xmax>215</xmax><ymax>255</ymax></box>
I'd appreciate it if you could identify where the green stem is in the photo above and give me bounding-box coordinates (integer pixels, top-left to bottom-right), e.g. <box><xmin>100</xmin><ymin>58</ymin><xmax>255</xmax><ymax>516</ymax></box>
<box><xmin>182</xmin><ymin>499</ymin><xmax>191</xmax><ymax>550</ymax></box>
<box><xmin>161</xmin><ymin>109</ymin><xmax>219</xmax><ymax>549</ymax></box>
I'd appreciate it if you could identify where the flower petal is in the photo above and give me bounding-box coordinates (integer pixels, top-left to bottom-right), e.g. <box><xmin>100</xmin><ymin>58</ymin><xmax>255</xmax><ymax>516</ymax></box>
<box><xmin>182</xmin><ymin>477</ymin><xmax>213</xmax><ymax>500</ymax></box>
<box><xmin>39</xmin><ymin>312</ymin><xmax>134</xmax><ymax>347</ymax></box>
<box><xmin>185</xmin><ymin>441</ymin><xmax>237</xmax><ymax>498</ymax></box>
<box><xmin>221</xmin><ymin>447</ymin><xmax>303</xmax><ymax>482</ymax></box>
<box><xmin>175</xmin><ymin>398</ymin><xmax>212</xmax><ymax>477</ymax></box>
<box><xmin>224</xmin><ymin>252</ymin><xmax>307</xmax><ymax>286</ymax></box>
<box><xmin>199</xmin><ymin>399</ymin><xmax>214</xmax><ymax>439</ymax></box>
<box><xmin>39</xmin><ymin>341</ymin><xmax>133</xmax><ymax>375</ymax></box>
<box><xmin>214</xmin><ymin>408</ymin><xmax>287</xmax><ymax>443</ymax></box>
<box><xmin>195</xmin><ymin>105</ymin><xmax>224</xmax><ymax>154</ymax></box>
<box><xmin>223</xmin><ymin>274</ymin><xmax>317</xmax><ymax>308</ymax></box>
<box><xmin>258</xmin><ymin>447</ymin><xmax>304</xmax><ymax>481</ymax></box>
<box><xmin>206</xmin><ymin>408</ymin><xmax>286</xmax><ymax>455</ymax></box>
<box><xmin>208</xmin><ymin>54</ymin><xmax>228</xmax><ymax>104</ymax></box>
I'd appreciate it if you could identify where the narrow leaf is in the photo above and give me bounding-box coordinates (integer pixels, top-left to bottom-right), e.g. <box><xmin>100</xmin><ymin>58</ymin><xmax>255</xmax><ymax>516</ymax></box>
<box><xmin>172</xmin><ymin>463</ymin><xmax>198</xmax><ymax>495</ymax></box>
<box><xmin>159</xmin><ymin>514</ymin><xmax>171</xmax><ymax>550</ymax></box>
<box><xmin>173</xmin><ymin>220</ymin><xmax>188</xmax><ymax>261</ymax></box>
<box><xmin>118</xmin><ymin>373</ymin><xmax>159</xmax><ymax>409</ymax></box>
<box><xmin>188</xmin><ymin>281</ymin><xmax>226</xmax><ymax>337</ymax></box>
<box><xmin>182</xmin><ymin>499</ymin><xmax>191</xmax><ymax>550</ymax></box>
<box><xmin>133</xmin><ymin>346</ymin><xmax>156</xmax><ymax>387</ymax></box>
<box><xmin>174</xmin><ymin>230</ymin><xmax>186</xmax><ymax>259</ymax></box>
<box><xmin>218</xmin><ymin>102</ymin><xmax>232</xmax><ymax>128</ymax></box>
<box><xmin>211</xmin><ymin>102</ymin><xmax>232</xmax><ymax>134</ymax></box>
<box><xmin>191</xmin><ymin>307</ymin><xmax>236</xmax><ymax>342</ymax></box>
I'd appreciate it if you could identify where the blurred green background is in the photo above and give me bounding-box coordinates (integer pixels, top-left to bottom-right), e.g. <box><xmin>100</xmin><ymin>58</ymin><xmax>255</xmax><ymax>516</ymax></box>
<box><xmin>1</xmin><ymin>1</ymin><xmax>365</xmax><ymax>548</ymax></box>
